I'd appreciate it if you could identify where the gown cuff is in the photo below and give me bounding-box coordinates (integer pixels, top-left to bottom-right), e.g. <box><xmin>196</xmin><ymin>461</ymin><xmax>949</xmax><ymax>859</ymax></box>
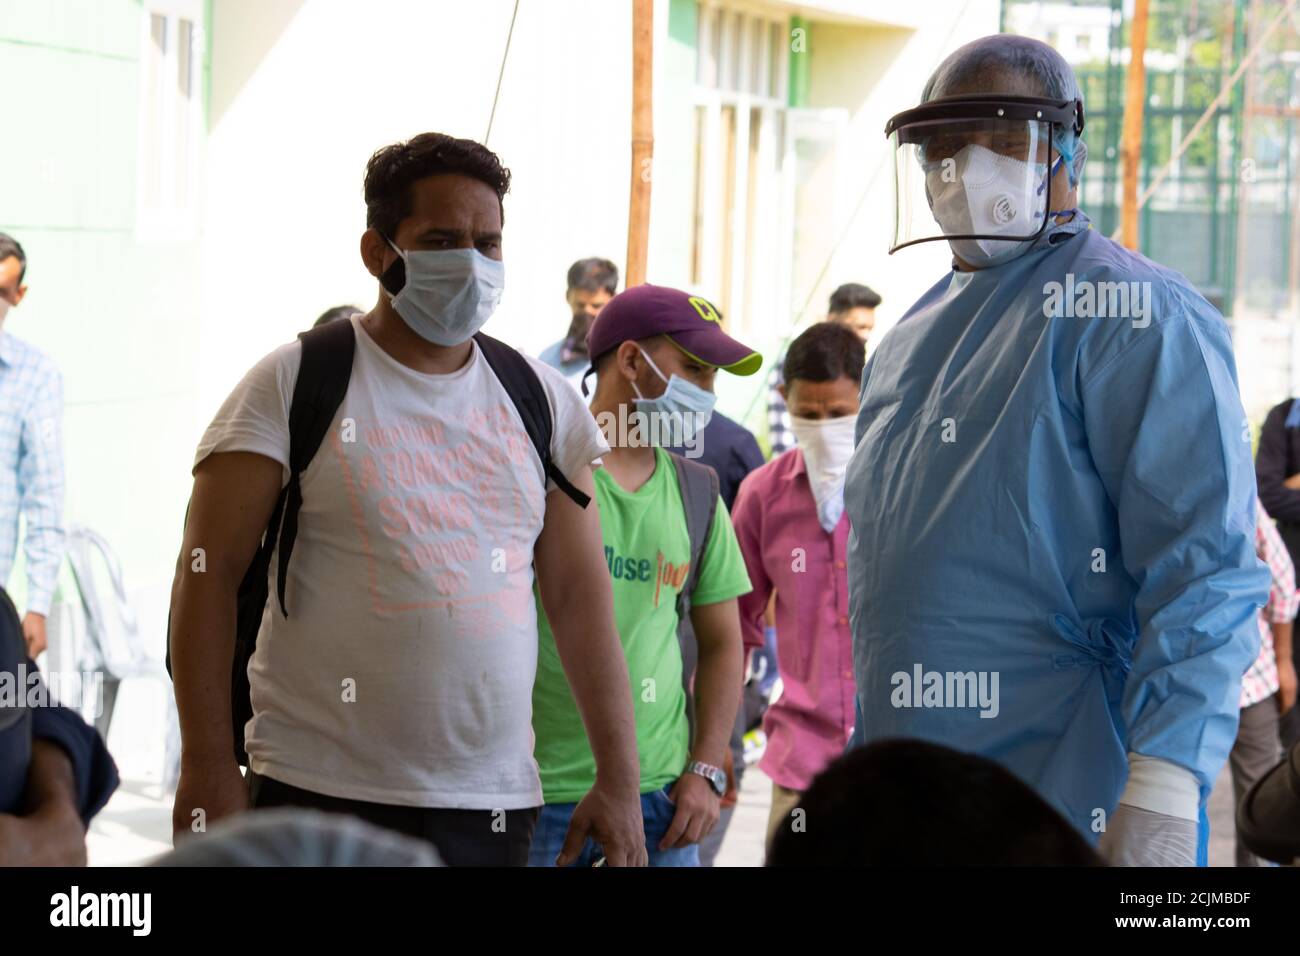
<box><xmin>1118</xmin><ymin>753</ymin><xmax>1199</xmax><ymax>821</ymax></box>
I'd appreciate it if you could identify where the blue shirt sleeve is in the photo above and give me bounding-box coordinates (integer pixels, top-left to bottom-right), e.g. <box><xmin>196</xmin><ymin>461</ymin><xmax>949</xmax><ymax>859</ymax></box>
<box><xmin>28</xmin><ymin>657</ymin><xmax>120</xmax><ymax>824</ymax></box>
<box><xmin>721</xmin><ymin>427</ymin><xmax>767</xmax><ymax>512</ymax></box>
<box><xmin>18</xmin><ymin>362</ymin><xmax>65</xmax><ymax>615</ymax></box>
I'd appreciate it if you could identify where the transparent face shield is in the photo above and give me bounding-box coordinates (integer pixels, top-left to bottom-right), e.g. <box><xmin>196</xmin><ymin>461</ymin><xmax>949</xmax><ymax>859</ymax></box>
<box><xmin>884</xmin><ymin>95</ymin><xmax>1084</xmax><ymax>262</ymax></box>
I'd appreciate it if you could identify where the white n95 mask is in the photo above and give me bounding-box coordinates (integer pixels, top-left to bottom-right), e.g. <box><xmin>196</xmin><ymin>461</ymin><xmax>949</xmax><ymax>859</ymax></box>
<box><xmin>383</xmin><ymin>240</ymin><xmax>505</xmax><ymax>346</ymax></box>
<box><xmin>789</xmin><ymin>414</ymin><xmax>857</xmax><ymax>532</ymax></box>
<box><xmin>925</xmin><ymin>143</ymin><xmax>1048</xmax><ymax>268</ymax></box>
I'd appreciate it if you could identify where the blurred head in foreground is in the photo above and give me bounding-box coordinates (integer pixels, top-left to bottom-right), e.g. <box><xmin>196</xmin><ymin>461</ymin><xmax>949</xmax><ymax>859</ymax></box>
<box><xmin>767</xmin><ymin>738</ymin><xmax>1105</xmax><ymax>866</ymax></box>
<box><xmin>155</xmin><ymin>809</ymin><xmax>443</xmax><ymax>867</ymax></box>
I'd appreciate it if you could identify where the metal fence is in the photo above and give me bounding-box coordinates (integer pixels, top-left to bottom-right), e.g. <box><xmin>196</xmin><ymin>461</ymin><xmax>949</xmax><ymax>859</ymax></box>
<box><xmin>1004</xmin><ymin>0</ymin><xmax>1300</xmax><ymax>321</ymax></box>
<box><xmin>1004</xmin><ymin>0</ymin><xmax>1300</xmax><ymax>417</ymax></box>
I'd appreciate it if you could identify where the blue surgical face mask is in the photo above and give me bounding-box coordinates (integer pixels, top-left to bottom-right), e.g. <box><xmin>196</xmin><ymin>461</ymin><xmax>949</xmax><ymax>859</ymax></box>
<box><xmin>632</xmin><ymin>346</ymin><xmax>717</xmax><ymax>445</ymax></box>
<box><xmin>383</xmin><ymin>239</ymin><xmax>505</xmax><ymax>346</ymax></box>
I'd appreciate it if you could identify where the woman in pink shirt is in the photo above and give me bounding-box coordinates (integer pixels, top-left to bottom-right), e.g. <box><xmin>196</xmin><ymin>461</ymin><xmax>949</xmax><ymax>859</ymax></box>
<box><xmin>731</xmin><ymin>322</ymin><xmax>864</xmax><ymax>855</ymax></box>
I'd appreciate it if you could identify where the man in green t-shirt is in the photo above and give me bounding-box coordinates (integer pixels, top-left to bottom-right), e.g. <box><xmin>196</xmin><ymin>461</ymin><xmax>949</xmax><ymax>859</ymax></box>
<box><xmin>529</xmin><ymin>284</ymin><xmax>759</xmax><ymax>866</ymax></box>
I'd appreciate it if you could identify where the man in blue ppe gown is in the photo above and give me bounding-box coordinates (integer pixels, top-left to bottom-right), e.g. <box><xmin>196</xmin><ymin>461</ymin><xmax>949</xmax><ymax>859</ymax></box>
<box><xmin>846</xmin><ymin>35</ymin><xmax>1269</xmax><ymax>866</ymax></box>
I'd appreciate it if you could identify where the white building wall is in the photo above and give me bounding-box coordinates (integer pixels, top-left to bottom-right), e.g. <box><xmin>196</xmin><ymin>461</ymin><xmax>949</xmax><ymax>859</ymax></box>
<box><xmin>805</xmin><ymin>0</ymin><xmax>1001</xmax><ymax>353</ymax></box>
<box><xmin>201</xmin><ymin>0</ymin><xmax>1005</xmax><ymax>435</ymax></box>
<box><xmin>200</xmin><ymin>0</ymin><xmax>657</xmax><ymax>430</ymax></box>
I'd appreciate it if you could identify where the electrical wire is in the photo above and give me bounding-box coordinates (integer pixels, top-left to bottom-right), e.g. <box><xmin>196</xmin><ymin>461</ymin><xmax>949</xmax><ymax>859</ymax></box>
<box><xmin>485</xmin><ymin>0</ymin><xmax>521</xmax><ymax>146</ymax></box>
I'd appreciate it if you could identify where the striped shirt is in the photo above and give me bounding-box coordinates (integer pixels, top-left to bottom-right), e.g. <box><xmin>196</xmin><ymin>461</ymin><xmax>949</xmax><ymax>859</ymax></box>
<box><xmin>0</xmin><ymin>331</ymin><xmax>65</xmax><ymax>615</ymax></box>
<box><xmin>766</xmin><ymin>362</ymin><xmax>794</xmax><ymax>456</ymax></box>
<box><xmin>1244</xmin><ymin>501</ymin><xmax>1298</xmax><ymax>707</ymax></box>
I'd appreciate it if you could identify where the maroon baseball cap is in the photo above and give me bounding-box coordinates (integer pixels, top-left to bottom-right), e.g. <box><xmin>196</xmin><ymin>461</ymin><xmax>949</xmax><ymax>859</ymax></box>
<box><xmin>585</xmin><ymin>284</ymin><xmax>762</xmax><ymax>377</ymax></box>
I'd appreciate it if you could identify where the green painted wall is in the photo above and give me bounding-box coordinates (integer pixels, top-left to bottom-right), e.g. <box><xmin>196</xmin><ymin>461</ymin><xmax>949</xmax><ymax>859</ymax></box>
<box><xmin>650</xmin><ymin>0</ymin><xmax>700</xmax><ymax>292</ymax></box>
<box><xmin>0</xmin><ymin>0</ymin><xmax>208</xmax><ymax>619</ymax></box>
<box><xmin>789</xmin><ymin>15</ymin><xmax>809</xmax><ymax>107</ymax></box>
<box><xmin>667</xmin><ymin>0</ymin><xmax>696</xmax><ymax>47</ymax></box>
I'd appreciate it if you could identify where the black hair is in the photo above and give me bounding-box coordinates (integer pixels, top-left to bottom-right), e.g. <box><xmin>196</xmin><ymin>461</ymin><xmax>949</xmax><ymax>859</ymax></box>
<box><xmin>593</xmin><ymin>340</ymin><xmax>631</xmax><ymax>376</ymax></box>
<box><xmin>782</xmin><ymin>321</ymin><xmax>865</xmax><ymax>385</ymax></box>
<box><xmin>364</xmin><ymin>133</ymin><xmax>511</xmax><ymax>239</ymax></box>
<box><xmin>313</xmin><ymin>305</ymin><xmax>363</xmax><ymax>328</ymax></box>
<box><xmin>0</xmin><ymin>233</ymin><xmax>27</xmax><ymax>284</ymax></box>
<box><xmin>566</xmin><ymin>258</ymin><xmax>619</xmax><ymax>296</ymax></box>
<box><xmin>592</xmin><ymin>333</ymin><xmax>674</xmax><ymax>379</ymax></box>
<box><xmin>767</xmin><ymin>739</ymin><xmax>1106</xmax><ymax>866</ymax></box>
<box><xmin>828</xmin><ymin>282</ymin><xmax>881</xmax><ymax>315</ymax></box>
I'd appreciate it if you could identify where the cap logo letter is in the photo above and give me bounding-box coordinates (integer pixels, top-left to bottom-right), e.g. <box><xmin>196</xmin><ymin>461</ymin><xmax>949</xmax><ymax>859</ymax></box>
<box><xmin>688</xmin><ymin>296</ymin><xmax>721</xmax><ymax>323</ymax></box>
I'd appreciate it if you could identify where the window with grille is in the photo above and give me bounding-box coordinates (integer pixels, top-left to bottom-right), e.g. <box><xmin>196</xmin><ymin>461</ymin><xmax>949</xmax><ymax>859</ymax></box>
<box><xmin>690</xmin><ymin>2</ymin><xmax>790</xmax><ymax>340</ymax></box>
<box><xmin>138</xmin><ymin>1</ymin><xmax>204</xmax><ymax>238</ymax></box>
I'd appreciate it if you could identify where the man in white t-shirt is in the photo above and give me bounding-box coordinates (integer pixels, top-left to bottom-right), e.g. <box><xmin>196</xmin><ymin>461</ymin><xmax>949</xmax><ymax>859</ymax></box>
<box><xmin>169</xmin><ymin>133</ymin><xmax>646</xmax><ymax>866</ymax></box>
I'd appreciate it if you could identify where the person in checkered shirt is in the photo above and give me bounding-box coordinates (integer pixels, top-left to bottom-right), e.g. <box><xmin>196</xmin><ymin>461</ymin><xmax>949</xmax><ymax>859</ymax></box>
<box><xmin>767</xmin><ymin>283</ymin><xmax>879</xmax><ymax>456</ymax></box>
<box><xmin>0</xmin><ymin>233</ymin><xmax>65</xmax><ymax>660</ymax></box>
<box><xmin>1229</xmin><ymin>501</ymin><xmax>1299</xmax><ymax>866</ymax></box>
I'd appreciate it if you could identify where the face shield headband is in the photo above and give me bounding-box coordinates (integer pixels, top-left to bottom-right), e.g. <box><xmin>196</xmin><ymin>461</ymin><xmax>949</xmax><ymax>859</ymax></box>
<box><xmin>884</xmin><ymin>94</ymin><xmax>1086</xmax><ymax>257</ymax></box>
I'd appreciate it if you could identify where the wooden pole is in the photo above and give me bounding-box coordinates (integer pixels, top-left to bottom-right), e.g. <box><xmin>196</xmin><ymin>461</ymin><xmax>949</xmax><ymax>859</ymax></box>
<box><xmin>1120</xmin><ymin>0</ymin><xmax>1150</xmax><ymax>250</ymax></box>
<box><xmin>626</xmin><ymin>0</ymin><xmax>654</xmax><ymax>288</ymax></box>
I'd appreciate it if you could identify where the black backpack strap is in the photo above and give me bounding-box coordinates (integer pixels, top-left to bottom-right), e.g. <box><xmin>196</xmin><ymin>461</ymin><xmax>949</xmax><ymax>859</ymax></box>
<box><xmin>473</xmin><ymin>331</ymin><xmax>592</xmax><ymax>509</ymax></box>
<box><xmin>670</xmin><ymin>452</ymin><xmax>720</xmax><ymax>745</ymax></box>
<box><xmin>274</xmin><ymin>318</ymin><xmax>356</xmax><ymax>617</ymax></box>
<box><xmin>674</xmin><ymin>455</ymin><xmax>720</xmax><ymax>612</ymax></box>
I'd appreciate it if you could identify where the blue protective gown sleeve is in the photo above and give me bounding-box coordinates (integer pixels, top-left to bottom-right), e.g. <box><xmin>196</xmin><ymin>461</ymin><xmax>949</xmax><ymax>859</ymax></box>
<box><xmin>1079</xmin><ymin>305</ymin><xmax>1264</xmax><ymax>798</ymax></box>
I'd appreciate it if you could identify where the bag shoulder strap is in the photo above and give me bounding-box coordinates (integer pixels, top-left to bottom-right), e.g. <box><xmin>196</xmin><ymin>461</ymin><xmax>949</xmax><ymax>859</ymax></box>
<box><xmin>670</xmin><ymin>452</ymin><xmax>720</xmax><ymax>747</ymax></box>
<box><xmin>274</xmin><ymin>318</ymin><xmax>356</xmax><ymax>616</ymax></box>
<box><xmin>473</xmin><ymin>331</ymin><xmax>591</xmax><ymax>509</ymax></box>
<box><xmin>672</xmin><ymin>453</ymin><xmax>720</xmax><ymax>612</ymax></box>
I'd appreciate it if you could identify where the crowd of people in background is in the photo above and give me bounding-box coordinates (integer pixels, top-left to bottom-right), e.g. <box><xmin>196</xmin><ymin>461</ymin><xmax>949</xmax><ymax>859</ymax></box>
<box><xmin>1</xmin><ymin>234</ymin><xmax>117</xmax><ymax>865</ymax></box>
<box><xmin>5</xmin><ymin>31</ymin><xmax>1300</xmax><ymax>869</ymax></box>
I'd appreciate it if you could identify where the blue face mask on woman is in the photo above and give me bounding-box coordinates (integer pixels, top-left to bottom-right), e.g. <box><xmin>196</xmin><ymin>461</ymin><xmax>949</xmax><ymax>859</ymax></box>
<box><xmin>632</xmin><ymin>346</ymin><xmax>717</xmax><ymax>445</ymax></box>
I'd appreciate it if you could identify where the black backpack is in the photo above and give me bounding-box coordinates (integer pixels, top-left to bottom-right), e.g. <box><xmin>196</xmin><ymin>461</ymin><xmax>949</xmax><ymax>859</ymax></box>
<box><xmin>165</xmin><ymin>319</ymin><xmax>590</xmax><ymax>765</ymax></box>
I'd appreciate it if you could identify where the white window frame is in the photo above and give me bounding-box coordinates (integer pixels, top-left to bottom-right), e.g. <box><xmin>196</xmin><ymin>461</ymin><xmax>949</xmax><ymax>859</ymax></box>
<box><xmin>779</xmin><ymin>107</ymin><xmax>850</xmax><ymax>336</ymax></box>
<box><xmin>690</xmin><ymin>1</ymin><xmax>790</xmax><ymax>342</ymax></box>
<box><xmin>135</xmin><ymin>0</ymin><xmax>205</xmax><ymax>241</ymax></box>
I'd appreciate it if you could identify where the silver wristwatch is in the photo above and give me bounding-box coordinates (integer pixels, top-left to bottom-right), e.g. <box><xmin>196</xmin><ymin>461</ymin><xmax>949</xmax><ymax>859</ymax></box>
<box><xmin>686</xmin><ymin>760</ymin><xmax>727</xmax><ymax>796</ymax></box>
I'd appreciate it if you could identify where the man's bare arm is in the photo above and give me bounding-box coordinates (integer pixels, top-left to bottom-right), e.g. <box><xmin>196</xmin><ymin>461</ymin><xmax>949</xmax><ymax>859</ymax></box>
<box><xmin>658</xmin><ymin>597</ymin><xmax>743</xmax><ymax>850</ymax></box>
<box><xmin>1274</xmin><ymin>621</ymin><xmax>1296</xmax><ymax>713</ymax></box>
<box><xmin>169</xmin><ymin>451</ymin><xmax>282</xmax><ymax>835</ymax></box>
<box><xmin>534</xmin><ymin>466</ymin><xmax>639</xmax><ymax>792</ymax></box>
<box><xmin>534</xmin><ymin>465</ymin><xmax>645</xmax><ymax>866</ymax></box>
<box><xmin>0</xmin><ymin>741</ymin><xmax>86</xmax><ymax>866</ymax></box>
<box><xmin>685</xmin><ymin>598</ymin><xmax>744</xmax><ymax>769</ymax></box>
